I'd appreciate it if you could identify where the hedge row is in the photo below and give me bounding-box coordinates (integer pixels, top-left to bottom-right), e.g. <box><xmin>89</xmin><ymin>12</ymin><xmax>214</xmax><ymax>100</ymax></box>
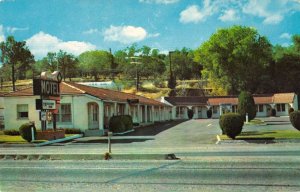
<box><xmin>4</xmin><ymin>129</ymin><xmax>20</xmax><ymax>136</ymax></box>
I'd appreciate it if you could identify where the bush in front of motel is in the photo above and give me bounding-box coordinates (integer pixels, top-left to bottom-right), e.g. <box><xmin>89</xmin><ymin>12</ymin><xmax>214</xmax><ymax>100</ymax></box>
<box><xmin>238</xmin><ymin>91</ymin><xmax>256</xmax><ymax>121</ymax></box>
<box><xmin>290</xmin><ymin>111</ymin><xmax>300</xmax><ymax>131</ymax></box>
<box><xmin>121</xmin><ymin>115</ymin><xmax>133</xmax><ymax>130</ymax></box>
<box><xmin>109</xmin><ymin>115</ymin><xmax>133</xmax><ymax>133</ymax></box>
<box><xmin>219</xmin><ymin>113</ymin><xmax>244</xmax><ymax>139</ymax></box>
<box><xmin>289</xmin><ymin>108</ymin><xmax>294</xmax><ymax>115</ymax></box>
<box><xmin>4</xmin><ymin>129</ymin><xmax>20</xmax><ymax>136</ymax></box>
<box><xmin>19</xmin><ymin>122</ymin><xmax>37</xmax><ymax>142</ymax></box>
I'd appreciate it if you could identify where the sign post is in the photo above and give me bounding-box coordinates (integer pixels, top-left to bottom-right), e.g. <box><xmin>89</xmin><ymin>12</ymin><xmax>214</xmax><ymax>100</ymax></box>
<box><xmin>33</xmin><ymin>71</ymin><xmax>62</xmax><ymax>131</ymax></box>
<box><xmin>108</xmin><ymin>132</ymin><xmax>113</xmax><ymax>153</ymax></box>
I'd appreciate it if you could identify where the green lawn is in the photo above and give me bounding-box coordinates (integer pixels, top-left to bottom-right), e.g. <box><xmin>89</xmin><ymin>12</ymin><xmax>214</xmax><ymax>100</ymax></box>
<box><xmin>0</xmin><ymin>133</ymin><xmax>76</xmax><ymax>144</ymax></box>
<box><xmin>220</xmin><ymin>130</ymin><xmax>300</xmax><ymax>140</ymax></box>
<box><xmin>245</xmin><ymin>119</ymin><xmax>266</xmax><ymax>125</ymax></box>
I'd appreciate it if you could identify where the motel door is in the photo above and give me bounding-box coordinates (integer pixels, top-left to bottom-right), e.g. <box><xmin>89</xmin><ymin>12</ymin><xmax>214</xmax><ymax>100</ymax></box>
<box><xmin>88</xmin><ymin>103</ymin><xmax>99</xmax><ymax>129</ymax></box>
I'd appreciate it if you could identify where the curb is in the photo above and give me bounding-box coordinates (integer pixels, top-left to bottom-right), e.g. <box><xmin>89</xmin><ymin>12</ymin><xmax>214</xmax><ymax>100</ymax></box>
<box><xmin>0</xmin><ymin>134</ymin><xmax>83</xmax><ymax>148</ymax></box>
<box><xmin>216</xmin><ymin>135</ymin><xmax>300</xmax><ymax>144</ymax></box>
<box><xmin>0</xmin><ymin>153</ymin><xmax>177</xmax><ymax>161</ymax></box>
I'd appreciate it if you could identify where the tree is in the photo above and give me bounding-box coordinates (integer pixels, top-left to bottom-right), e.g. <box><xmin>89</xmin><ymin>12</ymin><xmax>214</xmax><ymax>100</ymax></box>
<box><xmin>271</xmin><ymin>35</ymin><xmax>300</xmax><ymax>105</ymax></box>
<box><xmin>237</xmin><ymin>91</ymin><xmax>256</xmax><ymax>122</ymax></box>
<box><xmin>195</xmin><ymin>26</ymin><xmax>272</xmax><ymax>95</ymax></box>
<box><xmin>57</xmin><ymin>50</ymin><xmax>78</xmax><ymax>81</ymax></box>
<box><xmin>78</xmin><ymin>50</ymin><xmax>110</xmax><ymax>81</ymax></box>
<box><xmin>168</xmin><ymin>48</ymin><xmax>202</xmax><ymax>80</ymax></box>
<box><xmin>0</xmin><ymin>36</ymin><xmax>34</xmax><ymax>91</ymax></box>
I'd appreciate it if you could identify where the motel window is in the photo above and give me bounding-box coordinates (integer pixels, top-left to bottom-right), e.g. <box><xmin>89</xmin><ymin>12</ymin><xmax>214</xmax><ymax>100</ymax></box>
<box><xmin>276</xmin><ymin>104</ymin><xmax>286</xmax><ymax>112</ymax></box>
<box><xmin>232</xmin><ymin>105</ymin><xmax>238</xmax><ymax>113</ymax></box>
<box><xmin>176</xmin><ymin>107</ymin><xmax>180</xmax><ymax>117</ymax></box>
<box><xmin>117</xmin><ymin>104</ymin><xmax>125</xmax><ymax>115</ymax></box>
<box><xmin>58</xmin><ymin>104</ymin><xmax>72</xmax><ymax>123</ymax></box>
<box><xmin>256</xmin><ymin>104</ymin><xmax>264</xmax><ymax>112</ymax></box>
<box><xmin>212</xmin><ymin>106</ymin><xmax>218</xmax><ymax>114</ymax></box>
<box><xmin>104</xmin><ymin>105</ymin><xmax>111</xmax><ymax>117</ymax></box>
<box><xmin>17</xmin><ymin>104</ymin><xmax>28</xmax><ymax>119</ymax></box>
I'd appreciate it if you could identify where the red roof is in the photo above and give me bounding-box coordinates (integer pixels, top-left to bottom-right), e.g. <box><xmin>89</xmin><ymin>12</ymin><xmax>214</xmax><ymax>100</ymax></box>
<box><xmin>208</xmin><ymin>97</ymin><xmax>238</xmax><ymax>106</ymax></box>
<box><xmin>253</xmin><ymin>96</ymin><xmax>273</xmax><ymax>104</ymax></box>
<box><xmin>64</xmin><ymin>82</ymin><xmax>166</xmax><ymax>107</ymax></box>
<box><xmin>4</xmin><ymin>82</ymin><xmax>167</xmax><ymax>107</ymax></box>
<box><xmin>164</xmin><ymin>97</ymin><xmax>208</xmax><ymax>106</ymax></box>
<box><xmin>273</xmin><ymin>93</ymin><xmax>295</xmax><ymax>104</ymax></box>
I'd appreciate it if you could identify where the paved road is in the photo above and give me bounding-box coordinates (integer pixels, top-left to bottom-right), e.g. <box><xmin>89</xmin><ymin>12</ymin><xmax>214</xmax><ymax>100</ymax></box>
<box><xmin>1</xmin><ymin>157</ymin><xmax>300</xmax><ymax>192</ymax></box>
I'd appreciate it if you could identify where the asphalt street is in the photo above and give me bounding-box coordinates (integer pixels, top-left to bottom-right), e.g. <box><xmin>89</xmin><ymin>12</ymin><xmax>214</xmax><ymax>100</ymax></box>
<box><xmin>1</xmin><ymin>157</ymin><xmax>300</xmax><ymax>192</ymax></box>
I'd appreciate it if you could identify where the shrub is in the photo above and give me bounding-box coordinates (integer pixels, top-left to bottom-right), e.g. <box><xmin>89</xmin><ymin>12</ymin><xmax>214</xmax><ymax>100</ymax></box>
<box><xmin>187</xmin><ymin>109</ymin><xmax>194</xmax><ymax>119</ymax></box>
<box><xmin>121</xmin><ymin>115</ymin><xmax>133</xmax><ymax>130</ymax></box>
<box><xmin>4</xmin><ymin>129</ymin><xmax>20</xmax><ymax>136</ymax></box>
<box><xmin>238</xmin><ymin>91</ymin><xmax>256</xmax><ymax>121</ymax></box>
<box><xmin>290</xmin><ymin>111</ymin><xmax>300</xmax><ymax>131</ymax></box>
<box><xmin>219</xmin><ymin>113</ymin><xmax>244</xmax><ymax>139</ymax></box>
<box><xmin>289</xmin><ymin>108</ymin><xmax>294</xmax><ymax>114</ymax></box>
<box><xmin>271</xmin><ymin>108</ymin><xmax>276</xmax><ymax>116</ymax></box>
<box><xmin>109</xmin><ymin>115</ymin><xmax>133</xmax><ymax>133</ymax></box>
<box><xmin>207</xmin><ymin>109</ymin><xmax>212</xmax><ymax>118</ymax></box>
<box><xmin>19</xmin><ymin>122</ymin><xmax>37</xmax><ymax>142</ymax></box>
<box><xmin>64</xmin><ymin>128</ymin><xmax>82</xmax><ymax>134</ymax></box>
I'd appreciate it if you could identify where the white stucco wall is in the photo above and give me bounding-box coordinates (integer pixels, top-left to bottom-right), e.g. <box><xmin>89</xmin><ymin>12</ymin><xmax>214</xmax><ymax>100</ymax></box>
<box><xmin>4</xmin><ymin>96</ymin><xmax>40</xmax><ymax>130</ymax></box>
<box><xmin>212</xmin><ymin>106</ymin><xmax>220</xmax><ymax>119</ymax></box>
<box><xmin>256</xmin><ymin>105</ymin><xmax>268</xmax><ymax>117</ymax></box>
<box><xmin>276</xmin><ymin>103</ymin><xmax>289</xmax><ymax>117</ymax></box>
<box><xmin>294</xmin><ymin>94</ymin><xmax>299</xmax><ymax>111</ymax></box>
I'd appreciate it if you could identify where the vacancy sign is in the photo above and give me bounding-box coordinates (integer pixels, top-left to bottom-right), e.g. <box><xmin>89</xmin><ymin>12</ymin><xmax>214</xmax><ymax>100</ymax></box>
<box><xmin>36</xmin><ymin>99</ymin><xmax>56</xmax><ymax>110</ymax></box>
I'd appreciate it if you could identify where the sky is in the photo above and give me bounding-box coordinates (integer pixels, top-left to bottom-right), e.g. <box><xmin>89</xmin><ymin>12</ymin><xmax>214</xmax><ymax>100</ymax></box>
<box><xmin>0</xmin><ymin>0</ymin><xmax>300</xmax><ymax>60</ymax></box>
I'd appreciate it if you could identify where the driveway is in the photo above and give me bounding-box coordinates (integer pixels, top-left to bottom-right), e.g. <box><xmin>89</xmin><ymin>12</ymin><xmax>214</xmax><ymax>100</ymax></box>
<box><xmin>128</xmin><ymin>119</ymin><xmax>222</xmax><ymax>146</ymax></box>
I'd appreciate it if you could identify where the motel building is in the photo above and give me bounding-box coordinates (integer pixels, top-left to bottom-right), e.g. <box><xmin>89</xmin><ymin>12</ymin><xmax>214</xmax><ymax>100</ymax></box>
<box><xmin>0</xmin><ymin>82</ymin><xmax>172</xmax><ymax>136</ymax></box>
<box><xmin>161</xmin><ymin>93</ymin><xmax>298</xmax><ymax>119</ymax></box>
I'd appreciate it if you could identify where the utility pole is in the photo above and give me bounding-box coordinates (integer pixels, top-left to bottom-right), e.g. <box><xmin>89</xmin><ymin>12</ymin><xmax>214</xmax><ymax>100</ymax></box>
<box><xmin>109</xmin><ymin>48</ymin><xmax>115</xmax><ymax>81</ymax></box>
<box><xmin>130</xmin><ymin>57</ymin><xmax>142</xmax><ymax>92</ymax></box>
<box><xmin>12</xmin><ymin>62</ymin><xmax>15</xmax><ymax>91</ymax></box>
<box><xmin>168</xmin><ymin>51</ymin><xmax>176</xmax><ymax>96</ymax></box>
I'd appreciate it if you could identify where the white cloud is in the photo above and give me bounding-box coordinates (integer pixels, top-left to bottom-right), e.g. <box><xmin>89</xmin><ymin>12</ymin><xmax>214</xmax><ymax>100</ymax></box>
<box><xmin>6</xmin><ymin>26</ymin><xmax>29</xmax><ymax>33</ymax></box>
<box><xmin>263</xmin><ymin>14</ymin><xmax>283</xmax><ymax>24</ymax></box>
<box><xmin>180</xmin><ymin>5</ymin><xmax>203</xmax><ymax>23</ymax></box>
<box><xmin>139</xmin><ymin>0</ymin><xmax>179</xmax><ymax>4</ymax></box>
<box><xmin>180</xmin><ymin>0</ymin><xmax>218</xmax><ymax>23</ymax></box>
<box><xmin>148</xmin><ymin>33</ymin><xmax>160</xmax><ymax>38</ymax></box>
<box><xmin>280</xmin><ymin>33</ymin><xmax>292</xmax><ymax>39</ymax></box>
<box><xmin>242</xmin><ymin>0</ymin><xmax>300</xmax><ymax>25</ymax></box>
<box><xmin>219</xmin><ymin>9</ymin><xmax>239</xmax><ymax>22</ymax></box>
<box><xmin>0</xmin><ymin>0</ymin><xmax>15</xmax><ymax>2</ymax></box>
<box><xmin>0</xmin><ymin>25</ymin><xmax>5</xmax><ymax>42</ymax></box>
<box><xmin>83</xmin><ymin>28</ymin><xmax>99</xmax><ymax>34</ymax></box>
<box><xmin>26</xmin><ymin>31</ymin><xmax>96</xmax><ymax>59</ymax></box>
<box><xmin>104</xmin><ymin>25</ymin><xmax>148</xmax><ymax>44</ymax></box>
